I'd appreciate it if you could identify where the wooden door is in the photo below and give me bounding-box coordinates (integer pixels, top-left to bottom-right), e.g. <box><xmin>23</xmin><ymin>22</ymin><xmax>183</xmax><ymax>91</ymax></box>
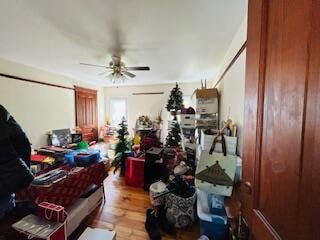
<box><xmin>75</xmin><ymin>86</ymin><xmax>98</xmax><ymax>142</ymax></box>
<box><xmin>242</xmin><ymin>0</ymin><xmax>320</xmax><ymax>239</ymax></box>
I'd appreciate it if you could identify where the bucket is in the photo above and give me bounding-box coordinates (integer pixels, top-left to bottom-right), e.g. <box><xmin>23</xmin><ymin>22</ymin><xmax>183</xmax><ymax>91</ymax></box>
<box><xmin>149</xmin><ymin>181</ymin><xmax>167</xmax><ymax>206</ymax></box>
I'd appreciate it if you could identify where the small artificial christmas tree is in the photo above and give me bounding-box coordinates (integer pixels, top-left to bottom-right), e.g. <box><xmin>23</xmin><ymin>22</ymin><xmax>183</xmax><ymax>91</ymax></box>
<box><xmin>166</xmin><ymin>83</ymin><xmax>184</xmax><ymax>118</ymax></box>
<box><xmin>113</xmin><ymin>117</ymin><xmax>131</xmax><ymax>176</ymax></box>
<box><xmin>165</xmin><ymin>121</ymin><xmax>182</xmax><ymax>147</ymax></box>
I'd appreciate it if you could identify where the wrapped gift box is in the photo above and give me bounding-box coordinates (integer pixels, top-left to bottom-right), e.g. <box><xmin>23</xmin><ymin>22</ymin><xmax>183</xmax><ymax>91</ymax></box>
<box><xmin>125</xmin><ymin>157</ymin><xmax>145</xmax><ymax>188</ymax></box>
<box><xmin>37</xmin><ymin>202</ymin><xmax>66</xmax><ymax>223</ymax></box>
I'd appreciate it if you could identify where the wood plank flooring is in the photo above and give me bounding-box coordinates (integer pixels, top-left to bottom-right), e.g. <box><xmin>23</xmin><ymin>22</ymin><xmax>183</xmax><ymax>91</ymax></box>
<box><xmin>85</xmin><ymin>169</ymin><xmax>200</xmax><ymax>240</ymax></box>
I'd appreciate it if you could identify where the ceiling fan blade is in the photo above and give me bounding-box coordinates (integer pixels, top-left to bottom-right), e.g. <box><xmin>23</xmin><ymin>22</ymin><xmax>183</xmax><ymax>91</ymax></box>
<box><xmin>126</xmin><ymin>66</ymin><xmax>150</xmax><ymax>71</ymax></box>
<box><xmin>123</xmin><ymin>71</ymin><xmax>136</xmax><ymax>78</ymax></box>
<box><xmin>98</xmin><ymin>71</ymin><xmax>110</xmax><ymax>76</ymax></box>
<box><xmin>80</xmin><ymin>63</ymin><xmax>106</xmax><ymax>68</ymax></box>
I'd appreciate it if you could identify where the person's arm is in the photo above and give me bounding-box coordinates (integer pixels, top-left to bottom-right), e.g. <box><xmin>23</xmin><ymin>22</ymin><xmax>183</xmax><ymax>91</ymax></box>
<box><xmin>7</xmin><ymin>116</ymin><xmax>32</xmax><ymax>167</ymax></box>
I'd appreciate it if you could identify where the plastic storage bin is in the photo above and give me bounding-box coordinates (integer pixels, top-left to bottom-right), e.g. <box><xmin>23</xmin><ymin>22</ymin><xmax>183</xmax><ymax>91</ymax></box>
<box><xmin>65</xmin><ymin>149</ymin><xmax>100</xmax><ymax>167</ymax></box>
<box><xmin>197</xmin><ymin>200</ymin><xmax>227</xmax><ymax>240</ymax></box>
<box><xmin>197</xmin><ymin>189</ymin><xmax>226</xmax><ymax>215</ymax></box>
<box><xmin>180</xmin><ymin>114</ymin><xmax>196</xmax><ymax>128</ymax></box>
<box><xmin>125</xmin><ymin>157</ymin><xmax>145</xmax><ymax>188</ymax></box>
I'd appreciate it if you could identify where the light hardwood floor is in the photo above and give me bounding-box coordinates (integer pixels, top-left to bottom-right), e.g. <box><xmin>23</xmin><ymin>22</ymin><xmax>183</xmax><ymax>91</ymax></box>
<box><xmin>85</xmin><ymin>169</ymin><xmax>200</xmax><ymax>240</ymax></box>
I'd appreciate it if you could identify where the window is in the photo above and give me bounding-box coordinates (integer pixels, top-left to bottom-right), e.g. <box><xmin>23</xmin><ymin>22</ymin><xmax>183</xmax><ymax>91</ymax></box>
<box><xmin>110</xmin><ymin>98</ymin><xmax>127</xmax><ymax>127</ymax></box>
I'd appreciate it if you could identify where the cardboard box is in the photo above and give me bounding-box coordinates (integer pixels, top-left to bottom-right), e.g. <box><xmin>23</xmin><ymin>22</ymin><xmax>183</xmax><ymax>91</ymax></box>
<box><xmin>196</xmin><ymin>88</ymin><xmax>219</xmax><ymax>114</ymax></box>
<box><xmin>85</xmin><ymin>186</ymin><xmax>104</xmax><ymax>214</ymax></box>
<box><xmin>66</xmin><ymin>198</ymin><xmax>88</xmax><ymax>236</ymax></box>
<box><xmin>180</xmin><ymin>114</ymin><xmax>196</xmax><ymax>128</ymax></box>
<box><xmin>66</xmin><ymin>186</ymin><xmax>104</xmax><ymax>236</ymax></box>
<box><xmin>79</xmin><ymin>227</ymin><xmax>116</xmax><ymax>240</ymax></box>
<box><xmin>12</xmin><ymin>214</ymin><xmax>66</xmax><ymax>240</ymax></box>
<box><xmin>196</xmin><ymin>118</ymin><xmax>218</xmax><ymax>129</ymax></box>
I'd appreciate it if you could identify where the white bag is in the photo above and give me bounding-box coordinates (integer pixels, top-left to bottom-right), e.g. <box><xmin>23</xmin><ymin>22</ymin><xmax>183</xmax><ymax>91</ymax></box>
<box><xmin>200</xmin><ymin>130</ymin><xmax>237</xmax><ymax>155</ymax></box>
<box><xmin>195</xmin><ymin>150</ymin><xmax>237</xmax><ymax>196</ymax></box>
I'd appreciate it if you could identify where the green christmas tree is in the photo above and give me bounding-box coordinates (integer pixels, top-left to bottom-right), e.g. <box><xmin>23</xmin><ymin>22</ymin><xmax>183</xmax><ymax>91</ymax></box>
<box><xmin>113</xmin><ymin>117</ymin><xmax>131</xmax><ymax>176</ymax></box>
<box><xmin>166</xmin><ymin>83</ymin><xmax>184</xmax><ymax>115</ymax></box>
<box><xmin>165</xmin><ymin>121</ymin><xmax>182</xmax><ymax>147</ymax></box>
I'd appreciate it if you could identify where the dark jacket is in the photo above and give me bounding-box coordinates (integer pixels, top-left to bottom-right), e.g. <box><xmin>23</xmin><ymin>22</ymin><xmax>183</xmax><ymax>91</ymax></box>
<box><xmin>0</xmin><ymin>105</ymin><xmax>33</xmax><ymax>197</ymax></box>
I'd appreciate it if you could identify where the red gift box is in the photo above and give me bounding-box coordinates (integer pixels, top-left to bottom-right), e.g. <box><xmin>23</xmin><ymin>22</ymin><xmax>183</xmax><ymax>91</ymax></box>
<box><xmin>37</xmin><ymin>202</ymin><xmax>66</xmax><ymax>223</ymax></box>
<box><xmin>125</xmin><ymin>157</ymin><xmax>145</xmax><ymax>188</ymax></box>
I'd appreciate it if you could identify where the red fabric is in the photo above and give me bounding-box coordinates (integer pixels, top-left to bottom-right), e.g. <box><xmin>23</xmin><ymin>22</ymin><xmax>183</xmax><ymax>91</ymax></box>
<box><xmin>31</xmin><ymin>154</ymin><xmax>47</xmax><ymax>162</ymax></box>
<box><xmin>16</xmin><ymin>162</ymin><xmax>107</xmax><ymax>208</ymax></box>
<box><xmin>125</xmin><ymin>157</ymin><xmax>145</xmax><ymax>188</ymax></box>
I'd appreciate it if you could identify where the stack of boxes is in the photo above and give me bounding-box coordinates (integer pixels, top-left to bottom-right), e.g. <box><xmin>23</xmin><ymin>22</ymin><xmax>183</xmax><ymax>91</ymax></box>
<box><xmin>195</xmin><ymin>88</ymin><xmax>219</xmax><ymax>129</ymax></box>
<box><xmin>180</xmin><ymin>107</ymin><xmax>196</xmax><ymax>138</ymax></box>
<box><xmin>194</xmin><ymin>88</ymin><xmax>229</xmax><ymax>240</ymax></box>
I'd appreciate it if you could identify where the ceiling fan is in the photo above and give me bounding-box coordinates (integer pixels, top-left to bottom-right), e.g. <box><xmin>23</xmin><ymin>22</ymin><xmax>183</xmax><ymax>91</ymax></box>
<box><xmin>80</xmin><ymin>55</ymin><xmax>150</xmax><ymax>84</ymax></box>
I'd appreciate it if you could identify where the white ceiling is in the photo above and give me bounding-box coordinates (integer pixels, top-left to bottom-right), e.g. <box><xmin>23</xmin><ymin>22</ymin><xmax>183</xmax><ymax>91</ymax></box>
<box><xmin>0</xmin><ymin>0</ymin><xmax>247</xmax><ymax>86</ymax></box>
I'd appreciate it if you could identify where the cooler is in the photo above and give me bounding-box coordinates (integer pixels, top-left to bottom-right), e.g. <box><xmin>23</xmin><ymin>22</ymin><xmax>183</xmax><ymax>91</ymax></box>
<box><xmin>197</xmin><ymin>200</ymin><xmax>227</xmax><ymax>240</ymax></box>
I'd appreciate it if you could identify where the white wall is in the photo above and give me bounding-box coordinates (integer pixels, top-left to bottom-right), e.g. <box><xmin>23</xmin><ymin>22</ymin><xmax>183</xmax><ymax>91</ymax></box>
<box><xmin>104</xmin><ymin>82</ymin><xmax>199</xmax><ymax>142</ymax></box>
<box><xmin>214</xmin><ymin>14</ymin><xmax>247</xmax><ymax>85</ymax></box>
<box><xmin>0</xmin><ymin>58</ymin><xmax>104</xmax><ymax>148</ymax></box>
<box><xmin>214</xmin><ymin>15</ymin><xmax>247</xmax><ymax>157</ymax></box>
<box><xmin>217</xmin><ymin>50</ymin><xmax>246</xmax><ymax>156</ymax></box>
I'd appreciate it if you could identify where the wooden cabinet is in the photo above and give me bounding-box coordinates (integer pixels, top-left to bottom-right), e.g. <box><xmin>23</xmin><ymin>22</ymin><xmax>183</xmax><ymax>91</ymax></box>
<box><xmin>75</xmin><ymin>86</ymin><xmax>98</xmax><ymax>142</ymax></box>
<box><xmin>242</xmin><ymin>0</ymin><xmax>320</xmax><ymax>239</ymax></box>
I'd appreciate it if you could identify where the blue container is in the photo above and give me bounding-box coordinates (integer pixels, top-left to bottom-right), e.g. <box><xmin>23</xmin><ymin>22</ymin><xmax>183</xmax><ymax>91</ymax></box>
<box><xmin>197</xmin><ymin>200</ymin><xmax>227</xmax><ymax>240</ymax></box>
<box><xmin>197</xmin><ymin>189</ymin><xmax>225</xmax><ymax>215</ymax></box>
<box><xmin>65</xmin><ymin>149</ymin><xmax>100</xmax><ymax>167</ymax></box>
<box><xmin>125</xmin><ymin>151</ymin><xmax>135</xmax><ymax>158</ymax></box>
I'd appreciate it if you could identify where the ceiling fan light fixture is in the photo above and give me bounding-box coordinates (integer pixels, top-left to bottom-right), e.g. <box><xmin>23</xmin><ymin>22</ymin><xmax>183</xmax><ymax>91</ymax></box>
<box><xmin>108</xmin><ymin>71</ymin><xmax>127</xmax><ymax>84</ymax></box>
<box><xmin>81</xmin><ymin>55</ymin><xmax>149</xmax><ymax>84</ymax></box>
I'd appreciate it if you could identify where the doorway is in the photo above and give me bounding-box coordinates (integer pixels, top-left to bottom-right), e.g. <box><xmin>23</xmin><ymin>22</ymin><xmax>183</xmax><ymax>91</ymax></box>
<box><xmin>75</xmin><ymin>86</ymin><xmax>98</xmax><ymax>142</ymax></box>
